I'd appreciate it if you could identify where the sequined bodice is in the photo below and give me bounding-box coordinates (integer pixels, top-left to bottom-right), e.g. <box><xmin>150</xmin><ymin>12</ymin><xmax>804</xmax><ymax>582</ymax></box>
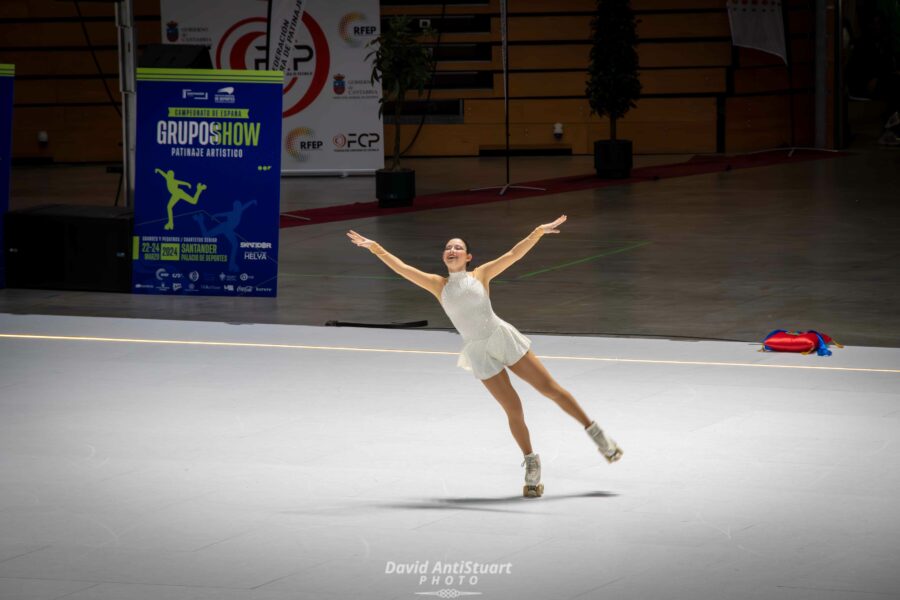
<box><xmin>440</xmin><ymin>271</ymin><xmax>502</xmax><ymax>341</ymax></box>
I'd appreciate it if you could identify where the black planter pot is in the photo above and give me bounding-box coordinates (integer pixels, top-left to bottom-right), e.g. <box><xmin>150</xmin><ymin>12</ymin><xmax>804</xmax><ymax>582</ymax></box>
<box><xmin>375</xmin><ymin>168</ymin><xmax>415</xmax><ymax>207</ymax></box>
<box><xmin>593</xmin><ymin>139</ymin><xmax>633</xmax><ymax>179</ymax></box>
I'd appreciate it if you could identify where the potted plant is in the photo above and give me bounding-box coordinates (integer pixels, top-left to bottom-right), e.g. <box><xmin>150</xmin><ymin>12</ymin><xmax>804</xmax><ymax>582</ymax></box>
<box><xmin>368</xmin><ymin>15</ymin><xmax>435</xmax><ymax>207</ymax></box>
<box><xmin>586</xmin><ymin>0</ymin><xmax>642</xmax><ymax>178</ymax></box>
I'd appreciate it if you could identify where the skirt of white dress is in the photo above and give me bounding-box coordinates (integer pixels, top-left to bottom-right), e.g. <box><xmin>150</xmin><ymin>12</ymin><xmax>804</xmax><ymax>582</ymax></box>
<box><xmin>456</xmin><ymin>319</ymin><xmax>532</xmax><ymax>380</ymax></box>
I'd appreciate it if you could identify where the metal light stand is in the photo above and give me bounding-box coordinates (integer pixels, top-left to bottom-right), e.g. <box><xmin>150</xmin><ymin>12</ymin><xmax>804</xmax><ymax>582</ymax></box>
<box><xmin>471</xmin><ymin>0</ymin><xmax>544</xmax><ymax>196</ymax></box>
<box><xmin>115</xmin><ymin>0</ymin><xmax>137</xmax><ymax>207</ymax></box>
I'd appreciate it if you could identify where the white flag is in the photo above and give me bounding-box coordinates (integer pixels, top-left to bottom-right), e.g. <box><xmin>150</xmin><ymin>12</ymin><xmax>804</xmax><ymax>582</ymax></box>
<box><xmin>727</xmin><ymin>0</ymin><xmax>788</xmax><ymax>65</ymax></box>
<box><xmin>267</xmin><ymin>0</ymin><xmax>306</xmax><ymax>72</ymax></box>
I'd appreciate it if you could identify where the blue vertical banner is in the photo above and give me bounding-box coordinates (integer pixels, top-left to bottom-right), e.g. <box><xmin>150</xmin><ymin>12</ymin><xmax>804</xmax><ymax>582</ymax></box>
<box><xmin>132</xmin><ymin>68</ymin><xmax>283</xmax><ymax>296</ymax></box>
<box><xmin>0</xmin><ymin>64</ymin><xmax>13</xmax><ymax>289</ymax></box>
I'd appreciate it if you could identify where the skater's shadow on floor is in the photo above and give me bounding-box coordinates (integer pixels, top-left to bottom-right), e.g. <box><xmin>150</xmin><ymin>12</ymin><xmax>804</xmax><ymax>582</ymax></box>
<box><xmin>381</xmin><ymin>491</ymin><xmax>617</xmax><ymax>514</ymax></box>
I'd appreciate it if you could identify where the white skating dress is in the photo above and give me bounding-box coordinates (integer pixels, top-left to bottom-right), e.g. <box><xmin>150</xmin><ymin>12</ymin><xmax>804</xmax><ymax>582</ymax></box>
<box><xmin>440</xmin><ymin>270</ymin><xmax>532</xmax><ymax>380</ymax></box>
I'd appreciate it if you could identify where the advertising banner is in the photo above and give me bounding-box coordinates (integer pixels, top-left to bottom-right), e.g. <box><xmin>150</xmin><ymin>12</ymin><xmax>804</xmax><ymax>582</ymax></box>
<box><xmin>267</xmin><ymin>0</ymin><xmax>305</xmax><ymax>73</ymax></box>
<box><xmin>0</xmin><ymin>64</ymin><xmax>13</xmax><ymax>289</ymax></box>
<box><xmin>160</xmin><ymin>0</ymin><xmax>383</xmax><ymax>175</ymax></box>
<box><xmin>132</xmin><ymin>68</ymin><xmax>282</xmax><ymax>297</ymax></box>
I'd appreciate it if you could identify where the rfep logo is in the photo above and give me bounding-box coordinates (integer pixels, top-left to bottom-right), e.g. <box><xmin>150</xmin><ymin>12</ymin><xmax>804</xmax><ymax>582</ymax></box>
<box><xmin>338</xmin><ymin>12</ymin><xmax>377</xmax><ymax>47</ymax></box>
<box><xmin>214</xmin><ymin>13</ymin><xmax>330</xmax><ymax>118</ymax></box>
<box><xmin>286</xmin><ymin>127</ymin><xmax>324</xmax><ymax>161</ymax></box>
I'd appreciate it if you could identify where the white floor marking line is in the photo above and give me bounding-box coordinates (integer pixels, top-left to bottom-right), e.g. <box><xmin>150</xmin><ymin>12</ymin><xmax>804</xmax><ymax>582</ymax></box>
<box><xmin>1</xmin><ymin>333</ymin><xmax>898</xmax><ymax>374</ymax></box>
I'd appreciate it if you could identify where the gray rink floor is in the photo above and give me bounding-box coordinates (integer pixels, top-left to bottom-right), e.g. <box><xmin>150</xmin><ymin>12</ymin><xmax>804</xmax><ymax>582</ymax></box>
<box><xmin>1</xmin><ymin>314</ymin><xmax>899</xmax><ymax>600</ymax></box>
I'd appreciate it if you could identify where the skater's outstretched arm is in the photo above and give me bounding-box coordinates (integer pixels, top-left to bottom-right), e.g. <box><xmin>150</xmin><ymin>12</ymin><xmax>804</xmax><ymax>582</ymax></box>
<box><xmin>347</xmin><ymin>230</ymin><xmax>444</xmax><ymax>300</ymax></box>
<box><xmin>475</xmin><ymin>215</ymin><xmax>567</xmax><ymax>281</ymax></box>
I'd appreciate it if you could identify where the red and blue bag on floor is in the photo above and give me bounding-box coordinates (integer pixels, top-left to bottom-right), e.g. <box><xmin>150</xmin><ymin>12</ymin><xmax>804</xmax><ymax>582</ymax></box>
<box><xmin>761</xmin><ymin>330</ymin><xmax>844</xmax><ymax>356</ymax></box>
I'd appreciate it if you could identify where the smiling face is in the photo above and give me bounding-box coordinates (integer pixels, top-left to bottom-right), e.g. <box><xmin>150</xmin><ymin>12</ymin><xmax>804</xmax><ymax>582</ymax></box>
<box><xmin>443</xmin><ymin>238</ymin><xmax>472</xmax><ymax>272</ymax></box>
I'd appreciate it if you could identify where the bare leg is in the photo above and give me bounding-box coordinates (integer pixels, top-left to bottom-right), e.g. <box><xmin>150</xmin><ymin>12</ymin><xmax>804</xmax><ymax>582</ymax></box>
<box><xmin>481</xmin><ymin>368</ymin><xmax>533</xmax><ymax>455</ymax></box>
<box><xmin>508</xmin><ymin>350</ymin><xmax>592</xmax><ymax>428</ymax></box>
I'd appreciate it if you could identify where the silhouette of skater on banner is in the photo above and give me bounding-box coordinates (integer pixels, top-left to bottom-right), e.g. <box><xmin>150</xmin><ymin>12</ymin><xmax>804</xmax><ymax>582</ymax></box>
<box><xmin>194</xmin><ymin>200</ymin><xmax>257</xmax><ymax>272</ymax></box>
<box><xmin>155</xmin><ymin>168</ymin><xmax>207</xmax><ymax>230</ymax></box>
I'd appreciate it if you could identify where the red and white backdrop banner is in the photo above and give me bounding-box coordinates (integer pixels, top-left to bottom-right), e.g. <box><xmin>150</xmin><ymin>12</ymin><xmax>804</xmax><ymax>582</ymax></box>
<box><xmin>726</xmin><ymin>0</ymin><xmax>788</xmax><ymax>65</ymax></box>
<box><xmin>160</xmin><ymin>0</ymin><xmax>383</xmax><ymax>175</ymax></box>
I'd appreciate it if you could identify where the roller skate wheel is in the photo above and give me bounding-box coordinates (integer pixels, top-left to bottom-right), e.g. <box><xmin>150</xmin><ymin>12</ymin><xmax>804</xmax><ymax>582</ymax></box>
<box><xmin>603</xmin><ymin>446</ymin><xmax>623</xmax><ymax>463</ymax></box>
<box><xmin>523</xmin><ymin>484</ymin><xmax>544</xmax><ymax>498</ymax></box>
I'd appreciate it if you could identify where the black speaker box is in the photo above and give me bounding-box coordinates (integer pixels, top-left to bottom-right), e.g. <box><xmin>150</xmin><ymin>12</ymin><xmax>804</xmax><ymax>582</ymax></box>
<box><xmin>139</xmin><ymin>43</ymin><xmax>213</xmax><ymax>69</ymax></box>
<box><xmin>4</xmin><ymin>205</ymin><xmax>134</xmax><ymax>293</ymax></box>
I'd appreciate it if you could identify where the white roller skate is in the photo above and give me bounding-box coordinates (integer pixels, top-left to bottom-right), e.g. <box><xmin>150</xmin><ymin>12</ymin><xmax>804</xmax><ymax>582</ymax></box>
<box><xmin>522</xmin><ymin>452</ymin><xmax>544</xmax><ymax>497</ymax></box>
<box><xmin>585</xmin><ymin>421</ymin><xmax>623</xmax><ymax>463</ymax></box>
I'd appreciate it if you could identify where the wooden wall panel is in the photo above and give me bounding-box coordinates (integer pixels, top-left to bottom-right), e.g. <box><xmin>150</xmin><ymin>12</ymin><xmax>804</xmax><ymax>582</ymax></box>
<box><xmin>2</xmin><ymin>0</ymin><xmax>820</xmax><ymax>160</ymax></box>
<box><xmin>380</xmin><ymin>0</ymin><xmax>728</xmax><ymax>14</ymax></box>
<box><xmin>632</xmin><ymin>0</ymin><xmax>727</xmax><ymax>8</ymax></box>
<box><xmin>0</xmin><ymin>0</ymin><xmax>157</xmax><ymax>18</ymax></box>
<box><xmin>635</xmin><ymin>13</ymin><xmax>730</xmax><ymax>39</ymax></box>
<box><xmin>423</xmin><ymin>31</ymin><xmax>494</xmax><ymax>45</ymax></box>
<box><xmin>507</xmin><ymin>13</ymin><xmax>730</xmax><ymax>42</ymax></box>
<box><xmin>381</xmin><ymin>0</ymin><xmax>496</xmax><ymax>16</ymax></box>
<box><xmin>0</xmin><ymin>20</ymin><xmax>160</xmax><ymax>48</ymax></box>
<box><xmin>13</xmin><ymin>106</ymin><xmax>122</xmax><ymax>162</ymax></box>
<box><xmin>638</xmin><ymin>42</ymin><xmax>732</xmax><ymax>68</ymax></box>
<box><xmin>1</xmin><ymin>0</ymin><xmax>159</xmax><ymax>162</ymax></box>
<box><xmin>725</xmin><ymin>96</ymin><xmax>792</xmax><ymax>152</ymax></box>
<box><xmin>0</xmin><ymin>49</ymin><xmax>119</xmax><ymax>77</ymax></box>
<box><xmin>14</xmin><ymin>78</ymin><xmax>121</xmax><ymax>105</ymax></box>
<box><xmin>385</xmin><ymin>119</ymin><xmax>716</xmax><ymax>157</ymax></box>
<box><xmin>738</xmin><ymin>41</ymin><xmax>814</xmax><ymax>67</ymax></box>
<box><xmin>439</xmin><ymin>58</ymin><xmax>499</xmax><ymax>72</ymax></box>
<box><xmin>638</xmin><ymin>68</ymin><xmax>727</xmax><ymax>95</ymax></box>
<box><xmin>465</xmin><ymin>99</ymin><xmax>587</xmax><ymax>124</ymax></box>
<box><xmin>507</xmin><ymin>0</ymin><xmax>727</xmax><ymax>12</ymax></box>
<box><xmin>506</xmin><ymin>45</ymin><xmax>589</xmax><ymax>71</ymax></box>
<box><xmin>587</xmin><ymin>121</ymin><xmax>717</xmax><ymax>154</ymax></box>
<box><xmin>465</xmin><ymin>98</ymin><xmax>717</xmax><ymax>125</ymax></box>
<box><xmin>385</xmin><ymin>124</ymin><xmax>503</xmax><ymax>157</ymax></box>
<box><xmin>409</xmin><ymin>88</ymin><xmax>497</xmax><ymax>101</ymax></box>
<box><xmin>504</xmin><ymin>42</ymin><xmax>732</xmax><ymax>71</ymax></box>
<box><xmin>733</xmin><ymin>65</ymin><xmax>814</xmax><ymax>95</ymax></box>
<box><xmin>506</xmin><ymin>69</ymin><xmax>725</xmax><ymax>98</ymax></box>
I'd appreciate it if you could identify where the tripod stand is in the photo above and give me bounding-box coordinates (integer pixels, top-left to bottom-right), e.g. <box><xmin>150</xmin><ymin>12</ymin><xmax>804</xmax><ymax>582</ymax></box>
<box><xmin>471</xmin><ymin>0</ymin><xmax>545</xmax><ymax>196</ymax></box>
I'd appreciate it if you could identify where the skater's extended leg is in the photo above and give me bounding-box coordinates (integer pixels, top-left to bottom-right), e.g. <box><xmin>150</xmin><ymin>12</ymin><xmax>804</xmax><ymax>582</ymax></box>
<box><xmin>508</xmin><ymin>350</ymin><xmax>591</xmax><ymax>427</ymax></box>
<box><xmin>481</xmin><ymin>368</ymin><xmax>533</xmax><ymax>455</ymax></box>
<box><xmin>510</xmin><ymin>351</ymin><xmax>623</xmax><ymax>463</ymax></box>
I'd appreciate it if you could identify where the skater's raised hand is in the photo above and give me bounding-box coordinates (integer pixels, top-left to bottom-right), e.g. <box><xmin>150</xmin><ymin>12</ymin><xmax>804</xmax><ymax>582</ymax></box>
<box><xmin>537</xmin><ymin>215</ymin><xmax>567</xmax><ymax>235</ymax></box>
<box><xmin>347</xmin><ymin>230</ymin><xmax>445</xmax><ymax>300</ymax></box>
<box><xmin>347</xmin><ymin>230</ymin><xmax>378</xmax><ymax>250</ymax></box>
<box><xmin>476</xmin><ymin>215</ymin><xmax>567</xmax><ymax>281</ymax></box>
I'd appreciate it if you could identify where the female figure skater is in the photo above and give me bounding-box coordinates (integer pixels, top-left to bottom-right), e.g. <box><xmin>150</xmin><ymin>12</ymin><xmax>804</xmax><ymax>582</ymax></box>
<box><xmin>346</xmin><ymin>215</ymin><xmax>622</xmax><ymax>497</ymax></box>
